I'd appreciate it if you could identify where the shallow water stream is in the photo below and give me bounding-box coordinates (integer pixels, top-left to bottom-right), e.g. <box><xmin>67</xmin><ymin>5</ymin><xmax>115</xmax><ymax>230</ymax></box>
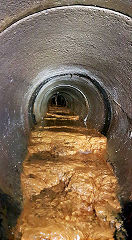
<box><xmin>11</xmin><ymin>105</ymin><xmax>125</xmax><ymax>240</ymax></box>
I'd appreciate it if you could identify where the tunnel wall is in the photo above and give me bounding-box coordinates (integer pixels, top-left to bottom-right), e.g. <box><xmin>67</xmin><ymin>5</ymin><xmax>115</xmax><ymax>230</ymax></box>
<box><xmin>0</xmin><ymin>2</ymin><xmax>132</xmax><ymax>203</ymax></box>
<box><xmin>0</xmin><ymin>0</ymin><xmax>132</xmax><ymax>32</ymax></box>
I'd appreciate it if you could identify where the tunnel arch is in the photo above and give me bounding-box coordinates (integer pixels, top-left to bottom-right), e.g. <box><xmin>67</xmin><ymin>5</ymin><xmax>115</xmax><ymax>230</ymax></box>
<box><xmin>0</xmin><ymin>5</ymin><xmax>131</xmax><ymax>206</ymax></box>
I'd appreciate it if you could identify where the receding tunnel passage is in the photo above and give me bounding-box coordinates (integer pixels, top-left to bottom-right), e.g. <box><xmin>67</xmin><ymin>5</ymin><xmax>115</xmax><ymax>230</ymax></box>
<box><xmin>10</xmin><ymin>73</ymin><xmax>129</xmax><ymax>239</ymax></box>
<box><xmin>13</xmin><ymin>95</ymin><xmax>127</xmax><ymax>239</ymax></box>
<box><xmin>0</xmin><ymin>4</ymin><xmax>132</xmax><ymax>240</ymax></box>
<box><xmin>29</xmin><ymin>74</ymin><xmax>111</xmax><ymax>136</ymax></box>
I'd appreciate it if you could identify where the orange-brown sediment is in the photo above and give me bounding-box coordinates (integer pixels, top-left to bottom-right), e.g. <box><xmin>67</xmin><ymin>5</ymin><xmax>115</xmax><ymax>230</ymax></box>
<box><xmin>13</xmin><ymin>106</ymin><xmax>123</xmax><ymax>240</ymax></box>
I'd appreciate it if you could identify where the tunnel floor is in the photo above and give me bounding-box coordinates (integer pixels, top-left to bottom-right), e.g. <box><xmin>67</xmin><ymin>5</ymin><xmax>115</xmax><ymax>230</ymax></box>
<box><xmin>11</xmin><ymin>105</ymin><xmax>126</xmax><ymax>240</ymax></box>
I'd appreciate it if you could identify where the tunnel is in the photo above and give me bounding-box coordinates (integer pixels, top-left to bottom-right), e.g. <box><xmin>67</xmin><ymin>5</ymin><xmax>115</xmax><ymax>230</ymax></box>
<box><xmin>0</xmin><ymin>1</ymin><xmax>132</xmax><ymax>239</ymax></box>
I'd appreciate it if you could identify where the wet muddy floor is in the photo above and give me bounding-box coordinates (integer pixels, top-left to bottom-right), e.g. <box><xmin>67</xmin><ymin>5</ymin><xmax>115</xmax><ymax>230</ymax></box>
<box><xmin>11</xmin><ymin>105</ymin><xmax>126</xmax><ymax>240</ymax></box>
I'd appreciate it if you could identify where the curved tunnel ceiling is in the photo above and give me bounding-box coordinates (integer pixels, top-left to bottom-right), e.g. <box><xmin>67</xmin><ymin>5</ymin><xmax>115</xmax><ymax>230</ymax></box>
<box><xmin>0</xmin><ymin>4</ymin><xmax>132</xmax><ymax>205</ymax></box>
<box><xmin>0</xmin><ymin>0</ymin><xmax>132</xmax><ymax>32</ymax></box>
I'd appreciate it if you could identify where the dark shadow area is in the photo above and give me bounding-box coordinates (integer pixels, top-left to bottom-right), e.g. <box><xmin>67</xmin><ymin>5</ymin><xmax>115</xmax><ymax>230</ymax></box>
<box><xmin>0</xmin><ymin>190</ymin><xmax>21</xmax><ymax>239</ymax></box>
<box><xmin>122</xmin><ymin>201</ymin><xmax>132</xmax><ymax>240</ymax></box>
<box><xmin>114</xmin><ymin>201</ymin><xmax>132</xmax><ymax>240</ymax></box>
<box><xmin>50</xmin><ymin>93</ymin><xmax>67</xmax><ymax>107</ymax></box>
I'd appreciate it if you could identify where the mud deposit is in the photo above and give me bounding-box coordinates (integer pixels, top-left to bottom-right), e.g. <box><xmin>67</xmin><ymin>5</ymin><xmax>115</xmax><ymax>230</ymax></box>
<box><xmin>12</xmin><ymin>106</ymin><xmax>125</xmax><ymax>240</ymax></box>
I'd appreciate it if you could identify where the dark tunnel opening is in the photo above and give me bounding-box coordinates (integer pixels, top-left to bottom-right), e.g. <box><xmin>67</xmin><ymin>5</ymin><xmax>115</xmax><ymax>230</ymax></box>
<box><xmin>50</xmin><ymin>93</ymin><xmax>67</xmax><ymax>107</ymax></box>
